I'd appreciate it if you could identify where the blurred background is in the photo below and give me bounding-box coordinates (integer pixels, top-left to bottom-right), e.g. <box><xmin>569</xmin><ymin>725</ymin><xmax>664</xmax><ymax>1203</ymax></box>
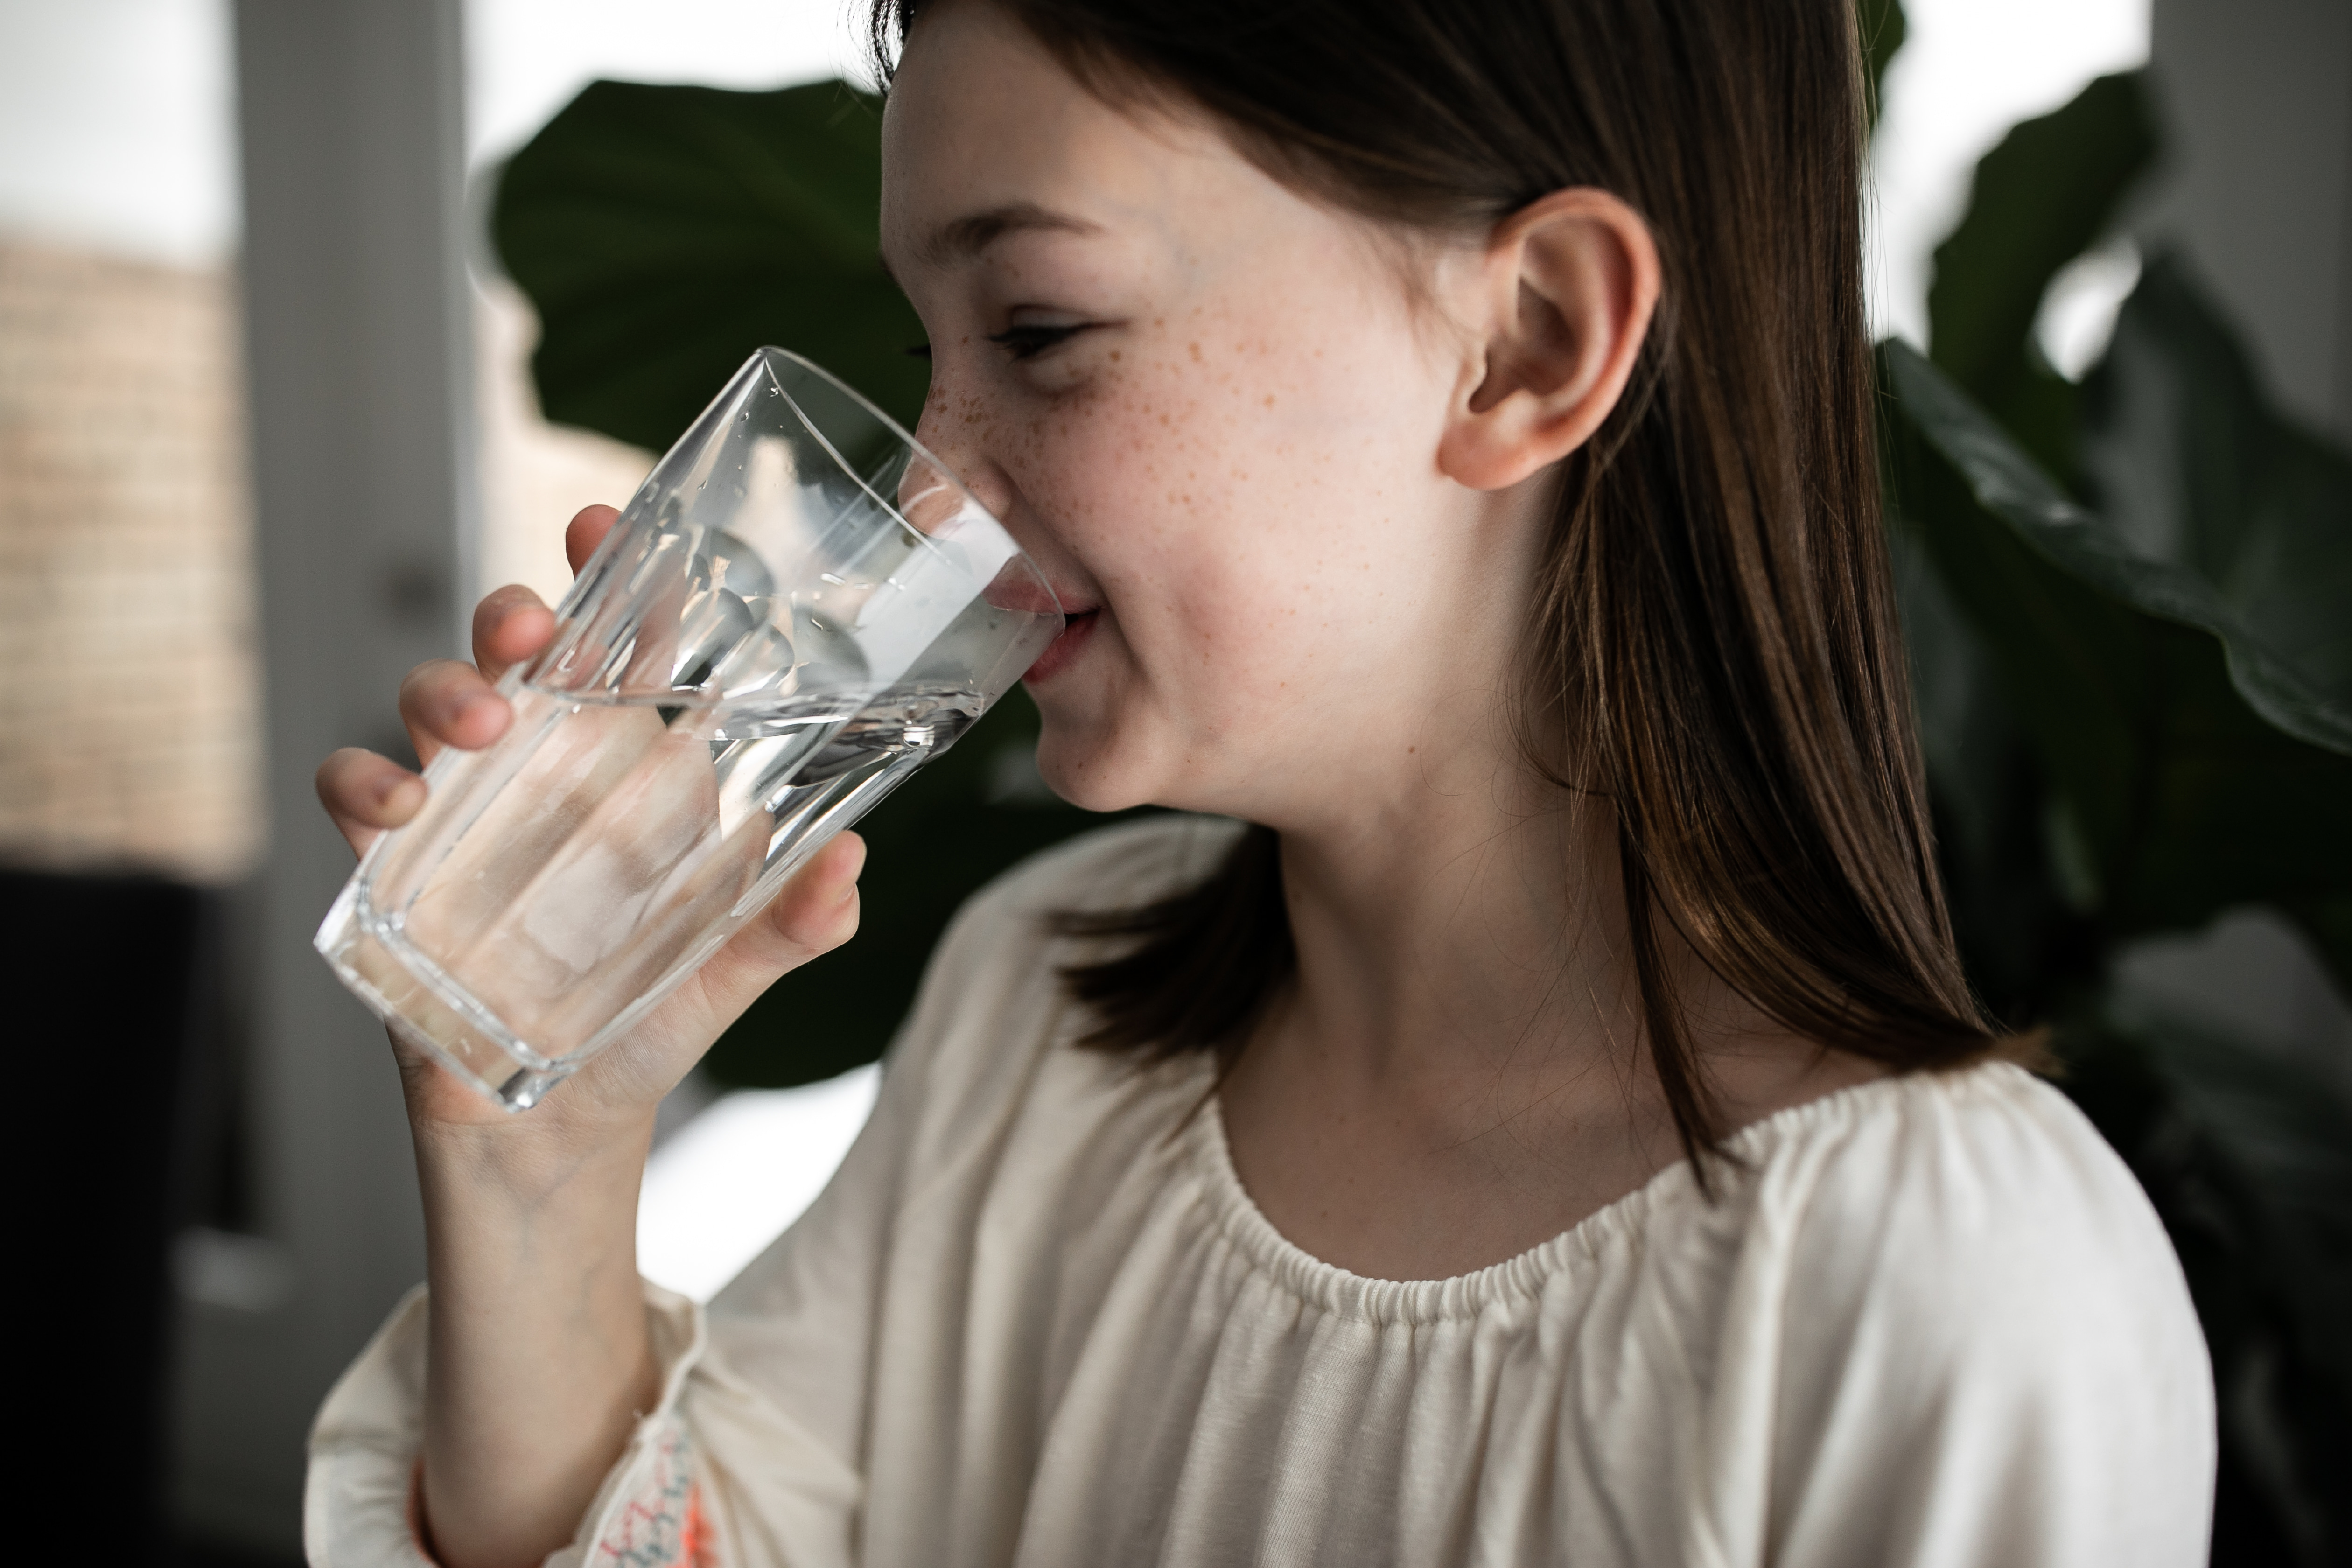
<box><xmin>0</xmin><ymin>0</ymin><xmax>2343</xmax><ymax>1562</ymax></box>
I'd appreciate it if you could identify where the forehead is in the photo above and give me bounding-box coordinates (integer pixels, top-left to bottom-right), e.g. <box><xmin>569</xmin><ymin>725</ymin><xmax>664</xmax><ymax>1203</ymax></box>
<box><xmin>876</xmin><ymin>2</ymin><xmax>1245</xmax><ymax>272</ymax></box>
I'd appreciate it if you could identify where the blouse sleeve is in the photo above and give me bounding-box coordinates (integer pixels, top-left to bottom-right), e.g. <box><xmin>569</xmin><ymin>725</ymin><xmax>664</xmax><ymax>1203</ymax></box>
<box><xmin>1748</xmin><ymin>1067</ymin><xmax>2217</xmax><ymax>1568</ymax></box>
<box><xmin>303</xmin><ymin>1280</ymin><xmax>720</xmax><ymax>1568</ymax></box>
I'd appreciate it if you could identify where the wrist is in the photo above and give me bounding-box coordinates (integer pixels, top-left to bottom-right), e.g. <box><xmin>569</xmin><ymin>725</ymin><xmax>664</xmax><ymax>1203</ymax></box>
<box><xmin>409</xmin><ymin>1092</ymin><xmax>658</xmax><ymax>1211</ymax></box>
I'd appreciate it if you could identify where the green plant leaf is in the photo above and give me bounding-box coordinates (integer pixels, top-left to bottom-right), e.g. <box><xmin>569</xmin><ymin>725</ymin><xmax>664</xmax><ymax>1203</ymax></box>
<box><xmin>1890</xmin><ymin>340</ymin><xmax>2352</xmax><ymax>755</ymax></box>
<box><xmin>1928</xmin><ymin>71</ymin><xmax>2157</xmax><ymax>413</ymax></box>
<box><xmin>2081</xmin><ymin>253</ymin><xmax>2352</xmax><ymax>705</ymax></box>
<box><xmin>492</xmin><ymin>78</ymin><xmax>930</xmax><ymax>449</ymax></box>
<box><xmin>1889</xmin><ymin>518</ymin><xmax>2094</xmax><ymax>1024</ymax></box>
<box><xmin>1883</xmin><ymin>340</ymin><xmax>2352</xmax><ymax>983</ymax></box>
<box><xmin>1896</xmin><ymin>68</ymin><xmax>2169</xmax><ymax>1009</ymax></box>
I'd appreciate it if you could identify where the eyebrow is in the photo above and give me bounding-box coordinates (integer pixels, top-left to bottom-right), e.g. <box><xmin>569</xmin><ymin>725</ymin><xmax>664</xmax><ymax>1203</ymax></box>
<box><xmin>915</xmin><ymin>202</ymin><xmax>1099</xmax><ymax>268</ymax></box>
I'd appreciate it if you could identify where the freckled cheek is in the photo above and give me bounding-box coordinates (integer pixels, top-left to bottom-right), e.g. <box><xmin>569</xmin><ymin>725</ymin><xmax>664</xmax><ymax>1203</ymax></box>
<box><xmin>1001</xmin><ymin>393</ymin><xmax>1205</xmax><ymax>525</ymax></box>
<box><xmin>994</xmin><ymin>405</ymin><xmax>1128</xmax><ymax>519</ymax></box>
<box><xmin>1055</xmin><ymin>398</ymin><xmax>1347</xmax><ymax>570</ymax></box>
<box><xmin>1000</xmin><ymin>336</ymin><xmax>1400</xmax><ymax>608</ymax></box>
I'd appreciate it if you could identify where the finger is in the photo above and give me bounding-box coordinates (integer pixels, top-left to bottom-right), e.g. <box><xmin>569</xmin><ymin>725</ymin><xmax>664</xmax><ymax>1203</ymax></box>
<box><xmin>316</xmin><ymin>747</ymin><xmax>425</xmax><ymax>856</ymax></box>
<box><xmin>397</xmin><ymin>658</ymin><xmax>512</xmax><ymax>769</ymax></box>
<box><xmin>761</xmin><ymin>831</ymin><xmax>868</xmax><ymax>953</ymax></box>
<box><xmin>565</xmin><ymin>504</ymin><xmax>621</xmax><ymax>577</ymax></box>
<box><xmin>689</xmin><ymin>832</ymin><xmax>867</xmax><ymax>1019</ymax></box>
<box><xmin>470</xmin><ymin>584</ymin><xmax>557</xmax><ymax>683</ymax></box>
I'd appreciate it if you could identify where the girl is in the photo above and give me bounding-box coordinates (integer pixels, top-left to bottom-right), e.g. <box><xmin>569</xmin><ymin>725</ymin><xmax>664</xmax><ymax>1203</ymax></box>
<box><xmin>309</xmin><ymin>1</ymin><xmax>2214</xmax><ymax>1563</ymax></box>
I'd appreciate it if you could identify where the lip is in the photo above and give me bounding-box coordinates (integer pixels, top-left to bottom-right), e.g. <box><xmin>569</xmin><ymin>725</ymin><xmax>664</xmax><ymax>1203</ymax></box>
<box><xmin>984</xmin><ymin>575</ymin><xmax>1069</xmax><ymax>618</ymax></box>
<box><xmin>1022</xmin><ymin>607</ymin><xmax>1100</xmax><ymax>685</ymax></box>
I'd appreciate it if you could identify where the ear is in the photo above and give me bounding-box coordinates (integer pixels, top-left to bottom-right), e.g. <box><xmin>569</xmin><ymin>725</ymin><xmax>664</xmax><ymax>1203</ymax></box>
<box><xmin>1437</xmin><ymin>189</ymin><xmax>1661</xmax><ymax>492</ymax></box>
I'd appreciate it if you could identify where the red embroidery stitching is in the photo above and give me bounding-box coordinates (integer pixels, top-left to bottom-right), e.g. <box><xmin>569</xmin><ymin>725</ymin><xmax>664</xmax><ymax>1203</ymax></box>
<box><xmin>681</xmin><ymin>1487</ymin><xmax>713</xmax><ymax>1568</ymax></box>
<box><xmin>593</xmin><ymin>1426</ymin><xmax>704</xmax><ymax>1567</ymax></box>
<box><xmin>399</xmin><ymin>1427</ymin><xmax>705</xmax><ymax>1566</ymax></box>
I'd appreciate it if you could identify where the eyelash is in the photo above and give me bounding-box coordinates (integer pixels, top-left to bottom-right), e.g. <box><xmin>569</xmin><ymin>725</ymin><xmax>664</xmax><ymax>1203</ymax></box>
<box><xmin>986</xmin><ymin>322</ymin><xmax>1087</xmax><ymax>361</ymax></box>
<box><xmin>902</xmin><ymin>324</ymin><xmax>1093</xmax><ymax>364</ymax></box>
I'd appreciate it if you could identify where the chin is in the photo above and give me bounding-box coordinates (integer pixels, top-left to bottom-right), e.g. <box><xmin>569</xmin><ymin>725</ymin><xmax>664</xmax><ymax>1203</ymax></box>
<box><xmin>1032</xmin><ymin>726</ymin><xmax>1163</xmax><ymax>815</ymax></box>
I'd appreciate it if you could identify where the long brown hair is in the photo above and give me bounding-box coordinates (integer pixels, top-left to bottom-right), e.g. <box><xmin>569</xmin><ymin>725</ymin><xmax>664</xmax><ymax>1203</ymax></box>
<box><xmin>870</xmin><ymin>0</ymin><xmax>1993</xmax><ymax>1175</ymax></box>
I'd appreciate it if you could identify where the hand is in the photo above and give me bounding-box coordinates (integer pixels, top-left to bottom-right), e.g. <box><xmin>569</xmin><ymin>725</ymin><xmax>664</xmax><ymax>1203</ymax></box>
<box><xmin>314</xmin><ymin>505</ymin><xmax>865</xmax><ymax>1144</ymax></box>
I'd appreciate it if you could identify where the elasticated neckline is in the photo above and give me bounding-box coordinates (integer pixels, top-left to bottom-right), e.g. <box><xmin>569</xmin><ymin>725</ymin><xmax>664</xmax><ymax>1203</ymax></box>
<box><xmin>1183</xmin><ymin>1061</ymin><xmax>2012</xmax><ymax>1326</ymax></box>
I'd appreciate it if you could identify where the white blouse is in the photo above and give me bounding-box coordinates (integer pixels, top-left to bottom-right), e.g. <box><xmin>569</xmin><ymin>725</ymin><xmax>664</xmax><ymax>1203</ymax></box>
<box><xmin>308</xmin><ymin>815</ymin><xmax>2216</xmax><ymax>1568</ymax></box>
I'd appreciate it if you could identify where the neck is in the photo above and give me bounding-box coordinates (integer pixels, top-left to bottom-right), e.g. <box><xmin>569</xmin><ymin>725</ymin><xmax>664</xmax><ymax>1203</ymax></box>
<box><xmin>1263</xmin><ymin>689</ymin><xmax>1649</xmax><ymax>1107</ymax></box>
<box><xmin>1251</xmin><ymin>700</ymin><xmax>1880</xmax><ymax>1178</ymax></box>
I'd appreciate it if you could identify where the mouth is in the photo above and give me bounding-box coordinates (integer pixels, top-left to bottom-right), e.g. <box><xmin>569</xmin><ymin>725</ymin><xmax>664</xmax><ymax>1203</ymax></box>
<box><xmin>1022</xmin><ymin>606</ymin><xmax>1100</xmax><ymax>685</ymax></box>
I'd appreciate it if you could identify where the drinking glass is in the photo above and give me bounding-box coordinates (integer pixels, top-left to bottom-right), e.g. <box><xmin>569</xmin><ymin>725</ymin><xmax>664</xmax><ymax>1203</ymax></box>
<box><xmin>316</xmin><ymin>348</ymin><xmax>1061</xmax><ymax>1110</ymax></box>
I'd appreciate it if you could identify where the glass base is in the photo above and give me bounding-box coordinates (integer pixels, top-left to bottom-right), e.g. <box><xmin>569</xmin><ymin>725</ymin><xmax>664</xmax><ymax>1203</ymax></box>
<box><xmin>316</xmin><ymin>882</ymin><xmax>578</xmax><ymax>1113</ymax></box>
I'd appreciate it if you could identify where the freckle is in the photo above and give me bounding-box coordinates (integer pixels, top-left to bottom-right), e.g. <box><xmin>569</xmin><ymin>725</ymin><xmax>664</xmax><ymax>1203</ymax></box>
<box><xmin>1110</xmin><ymin>350</ymin><xmax>1120</xmax><ymax>361</ymax></box>
<box><xmin>1264</xmin><ymin>395</ymin><xmax>1275</xmax><ymax>408</ymax></box>
<box><xmin>1189</xmin><ymin>342</ymin><xmax>1202</xmax><ymax>363</ymax></box>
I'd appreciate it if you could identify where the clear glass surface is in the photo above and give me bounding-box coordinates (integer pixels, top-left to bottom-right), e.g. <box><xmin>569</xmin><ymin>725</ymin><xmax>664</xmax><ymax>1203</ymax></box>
<box><xmin>316</xmin><ymin>349</ymin><xmax>1061</xmax><ymax>1110</ymax></box>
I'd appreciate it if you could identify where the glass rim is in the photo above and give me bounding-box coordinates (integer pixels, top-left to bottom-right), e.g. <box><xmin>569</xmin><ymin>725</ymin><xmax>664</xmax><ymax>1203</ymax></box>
<box><xmin>755</xmin><ymin>346</ymin><xmax>1054</xmax><ymax>608</ymax></box>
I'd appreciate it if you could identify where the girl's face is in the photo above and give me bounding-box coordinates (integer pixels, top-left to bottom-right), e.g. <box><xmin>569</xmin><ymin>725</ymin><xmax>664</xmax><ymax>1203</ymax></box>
<box><xmin>882</xmin><ymin>1</ymin><xmax>1543</xmax><ymax>824</ymax></box>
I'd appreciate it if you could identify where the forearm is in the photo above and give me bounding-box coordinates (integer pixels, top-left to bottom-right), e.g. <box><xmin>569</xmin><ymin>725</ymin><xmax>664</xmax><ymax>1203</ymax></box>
<box><xmin>413</xmin><ymin>1113</ymin><xmax>662</xmax><ymax>1568</ymax></box>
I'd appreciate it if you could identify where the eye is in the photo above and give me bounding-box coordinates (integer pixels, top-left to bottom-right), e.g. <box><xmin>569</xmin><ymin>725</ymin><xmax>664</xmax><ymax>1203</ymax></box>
<box><xmin>986</xmin><ymin>322</ymin><xmax>1089</xmax><ymax>361</ymax></box>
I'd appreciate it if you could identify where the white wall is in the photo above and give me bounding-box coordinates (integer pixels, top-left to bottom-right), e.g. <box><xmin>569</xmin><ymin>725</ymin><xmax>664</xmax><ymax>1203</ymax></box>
<box><xmin>2145</xmin><ymin>0</ymin><xmax>2352</xmax><ymax>440</ymax></box>
<box><xmin>466</xmin><ymin>0</ymin><xmax>867</xmax><ymax>171</ymax></box>
<box><xmin>0</xmin><ymin>0</ymin><xmax>239</xmax><ymax>263</ymax></box>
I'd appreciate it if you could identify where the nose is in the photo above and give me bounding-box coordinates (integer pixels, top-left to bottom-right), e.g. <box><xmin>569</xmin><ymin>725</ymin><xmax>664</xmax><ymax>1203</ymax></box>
<box><xmin>911</xmin><ymin>364</ymin><xmax>1019</xmax><ymax>526</ymax></box>
<box><xmin>905</xmin><ymin>357</ymin><xmax>1084</xmax><ymax>602</ymax></box>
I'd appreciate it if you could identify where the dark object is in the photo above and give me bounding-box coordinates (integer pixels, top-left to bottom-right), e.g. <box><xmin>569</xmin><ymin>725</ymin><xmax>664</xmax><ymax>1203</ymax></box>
<box><xmin>5</xmin><ymin>868</ymin><xmax>223</xmax><ymax>1565</ymax></box>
